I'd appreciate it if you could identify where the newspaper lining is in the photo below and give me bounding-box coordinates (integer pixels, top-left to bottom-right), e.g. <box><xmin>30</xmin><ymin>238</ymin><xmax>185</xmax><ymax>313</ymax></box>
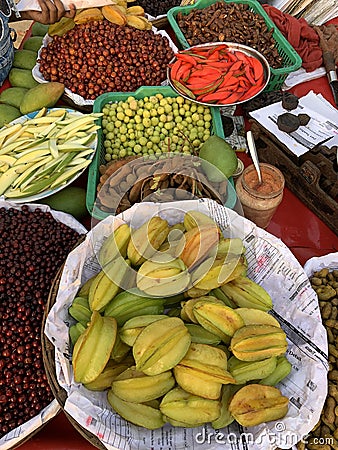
<box><xmin>249</xmin><ymin>90</ymin><xmax>338</xmax><ymax>157</ymax></box>
<box><xmin>44</xmin><ymin>199</ymin><xmax>328</xmax><ymax>450</ymax></box>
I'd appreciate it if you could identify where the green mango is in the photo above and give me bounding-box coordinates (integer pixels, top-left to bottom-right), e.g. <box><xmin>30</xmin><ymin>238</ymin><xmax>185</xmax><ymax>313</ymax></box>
<box><xmin>9</xmin><ymin>68</ymin><xmax>39</xmax><ymax>89</ymax></box>
<box><xmin>0</xmin><ymin>104</ymin><xmax>21</xmax><ymax>128</ymax></box>
<box><xmin>22</xmin><ymin>36</ymin><xmax>43</xmax><ymax>52</ymax></box>
<box><xmin>0</xmin><ymin>87</ymin><xmax>28</xmax><ymax>109</ymax></box>
<box><xmin>199</xmin><ymin>135</ymin><xmax>238</xmax><ymax>181</ymax></box>
<box><xmin>20</xmin><ymin>82</ymin><xmax>64</xmax><ymax>115</ymax></box>
<box><xmin>31</xmin><ymin>22</ymin><xmax>49</xmax><ymax>36</ymax></box>
<box><xmin>39</xmin><ymin>186</ymin><xmax>87</xmax><ymax>220</ymax></box>
<box><xmin>13</xmin><ymin>50</ymin><xmax>37</xmax><ymax>70</ymax></box>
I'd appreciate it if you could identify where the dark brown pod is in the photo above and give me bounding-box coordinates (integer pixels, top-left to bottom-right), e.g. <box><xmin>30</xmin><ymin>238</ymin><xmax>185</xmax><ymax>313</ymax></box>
<box><xmin>282</xmin><ymin>93</ymin><xmax>299</xmax><ymax>111</ymax></box>
<box><xmin>298</xmin><ymin>113</ymin><xmax>310</xmax><ymax>126</ymax></box>
<box><xmin>277</xmin><ymin>113</ymin><xmax>300</xmax><ymax>133</ymax></box>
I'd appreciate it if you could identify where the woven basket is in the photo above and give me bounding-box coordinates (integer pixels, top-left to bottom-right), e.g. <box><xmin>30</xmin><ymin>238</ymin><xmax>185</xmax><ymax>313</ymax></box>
<box><xmin>40</xmin><ymin>221</ymin><xmax>329</xmax><ymax>450</ymax></box>
<box><xmin>2</xmin><ymin>210</ymin><xmax>87</xmax><ymax>450</ymax></box>
<box><xmin>41</xmin><ymin>237</ymin><xmax>107</xmax><ymax>450</ymax></box>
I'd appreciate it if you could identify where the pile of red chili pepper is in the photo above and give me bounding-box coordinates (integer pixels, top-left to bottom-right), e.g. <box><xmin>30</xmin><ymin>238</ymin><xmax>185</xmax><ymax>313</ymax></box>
<box><xmin>169</xmin><ymin>44</ymin><xmax>267</xmax><ymax>105</ymax></box>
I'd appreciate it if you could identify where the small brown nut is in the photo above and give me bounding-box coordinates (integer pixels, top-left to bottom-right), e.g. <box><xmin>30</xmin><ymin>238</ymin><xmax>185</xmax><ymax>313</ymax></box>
<box><xmin>126</xmin><ymin>173</ymin><xmax>137</xmax><ymax>185</ymax></box>
<box><xmin>334</xmin><ymin>428</ymin><xmax>338</xmax><ymax>440</ymax></box>
<box><xmin>323</xmin><ymin>396</ymin><xmax>336</xmax><ymax>424</ymax></box>
<box><xmin>325</xmin><ymin>319</ymin><xmax>338</xmax><ymax>330</ymax></box>
<box><xmin>328</xmin><ymin>383</ymin><xmax>338</xmax><ymax>401</ymax></box>
<box><xmin>307</xmin><ymin>443</ymin><xmax>331</xmax><ymax>450</ymax></box>
<box><xmin>321</xmin><ymin>302</ymin><xmax>332</xmax><ymax>319</ymax></box>
<box><xmin>331</xmin><ymin>306</ymin><xmax>337</xmax><ymax>320</ymax></box>
<box><xmin>327</xmin><ymin>328</ymin><xmax>335</xmax><ymax>343</ymax></box>
<box><xmin>99</xmin><ymin>164</ymin><xmax>107</xmax><ymax>174</ymax></box>
<box><xmin>317</xmin><ymin>285</ymin><xmax>337</xmax><ymax>300</ymax></box>
<box><xmin>328</xmin><ymin>370</ymin><xmax>338</xmax><ymax>381</ymax></box>
<box><xmin>311</xmin><ymin>276</ymin><xmax>323</xmax><ymax>286</ymax></box>
<box><xmin>328</xmin><ymin>272</ymin><xmax>334</xmax><ymax>282</ymax></box>
<box><xmin>329</xmin><ymin>344</ymin><xmax>338</xmax><ymax>359</ymax></box>
<box><xmin>319</xmin><ymin>424</ymin><xmax>332</xmax><ymax>438</ymax></box>
<box><xmin>317</xmin><ymin>268</ymin><xmax>330</xmax><ymax>278</ymax></box>
<box><xmin>100</xmin><ymin>173</ymin><xmax>109</xmax><ymax>184</ymax></box>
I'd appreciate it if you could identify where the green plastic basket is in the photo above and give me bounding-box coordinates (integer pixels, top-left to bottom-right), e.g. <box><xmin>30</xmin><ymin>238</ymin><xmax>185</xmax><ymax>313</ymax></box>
<box><xmin>86</xmin><ymin>85</ymin><xmax>237</xmax><ymax>220</ymax></box>
<box><xmin>167</xmin><ymin>0</ymin><xmax>302</xmax><ymax>91</ymax></box>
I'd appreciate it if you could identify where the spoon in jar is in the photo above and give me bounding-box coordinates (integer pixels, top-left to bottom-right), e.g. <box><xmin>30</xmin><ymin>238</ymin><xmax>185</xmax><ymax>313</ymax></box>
<box><xmin>246</xmin><ymin>130</ymin><xmax>262</xmax><ymax>184</ymax></box>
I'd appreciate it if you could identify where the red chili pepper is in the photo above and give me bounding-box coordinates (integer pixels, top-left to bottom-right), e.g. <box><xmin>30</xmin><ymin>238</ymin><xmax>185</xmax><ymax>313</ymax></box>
<box><xmin>176</xmin><ymin>53</ymin><xmax>199</xmax><ymax>66</ymax></box>
<box><xmin>182</xmin><ymin>51</ymin><xmax>208</xmax><ymax>60</ymax></box>
<box><xmin>236</xmin><ymin>75</ymin><xmax>250</xmax><ymax>86</ymax></box>
<box><xmin>182</xmin><ymin>69</ymin><xmax>192</xmax><ymax>83</ymax></box>
<box><xmin>249</xmin><ymin>57</ymin><xmax>264</xmax><ymax>81</ymax></box>
<box><xmin>222</xmin><ymin>91</ymin><xmax>244</xmax><ymax>104</ymax></box>
<box><xmin>219</xmin><ymin>75</ymin><xmax>239</xmax><ymax>89</ymax></box>
<box><xmin>170</xmin><ymin>60</ymin><xmax>182</xmax><ymax>81</ymax></box>
<box><xmin>204</xmin><ymin>61</ymin><xmax>234</xmax><ymax>70</ymax></box>
<box><xmin>244</xmin><ymin>65</ymin><xmax>256</xmax><ymax>85</ymax></box>
<box><xmin>227</xmin><ymin>51</ymin><xmax>238</xmax><ymax>62</ymax></box>
<box><xmin>192</xmin><ymin>67</ymin><xmax>222</xmax><ymax>78</ymax></box>
<box><xmin>172</xmin><ymin>79</ymin><xmax>196</xmax><ymax>99</ymax></box>
<box><xmin>186</xmin><ymin>47</ymin><xmax>210</xmax><ymax>56</ymax></box>
<box><xmin>230</xmin><ymin>60</ymin><xmax>243</xmax><ymax>72</ymax></box>
<box><xmin>187</xmin><ymin>75</ymin><xmax>222</xmax><ymax>90</ymax></box>
<box><xmin>218</xmin><ymin>71</ymin><xmax>235</xmax><ymax>87</ymax></box>
<box><xmin>187</xmin><ymin>74</ymin><xmax>219</xmax><ymax>82</ymax></box>
<box><xmin>175</xmin><ymin>62</ymin><xmax>192</xmax><ymax>81</ymax></box>
<box><xmin>205</xmin><ymin>44</ymin><xmax>227</xmax><ymax>57</ymax></box>
<box><xmin>198</xmin><ymin>89</ymin><xmax>234</xmax><ymax>103</ymax></box>
<box><xmin>192</xmin><ymin>77</ymin><xmax>224</xmax><ymax>95</ymax></box>
<box><xmin>235</xmin><ymin>51</ymin><xmax>250</xmax><ymax>65</ymax></box>
<box><xmin>241</xmin><ymin>78</ymin><xmax>265</xmax><ymax>100</ymax></box>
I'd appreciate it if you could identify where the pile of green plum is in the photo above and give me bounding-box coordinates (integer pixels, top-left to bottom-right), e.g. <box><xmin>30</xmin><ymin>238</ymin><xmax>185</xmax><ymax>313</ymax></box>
<box><xmin>101</xmin><ymin>94</ymin><xmax>214</xmax><ymax>161</ymax></box>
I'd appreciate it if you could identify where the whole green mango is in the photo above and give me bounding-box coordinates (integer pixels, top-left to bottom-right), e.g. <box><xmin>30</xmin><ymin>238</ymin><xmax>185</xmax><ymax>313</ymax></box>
<box><xmin>199</xmin><ymin>135</ymin><xmax>238</xmax><ymax>182</ymax></box>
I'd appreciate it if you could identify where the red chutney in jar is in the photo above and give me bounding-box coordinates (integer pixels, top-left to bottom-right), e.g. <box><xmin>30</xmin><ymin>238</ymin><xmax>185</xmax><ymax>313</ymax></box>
<box><xmin>244</xmin><ymin>169</ymin><xmax>281</xmax><ymax>194</ymax></box>
<box><xmin>235</xmin><ymin>163</ymin><xmax>285</xmax><ymax>229</ymax></box>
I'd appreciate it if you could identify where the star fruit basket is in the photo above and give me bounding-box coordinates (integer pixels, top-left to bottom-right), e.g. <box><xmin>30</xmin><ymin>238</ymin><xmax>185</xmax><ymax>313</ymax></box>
<box><xmin>43</xmin><ymin>199</ymin><xmax>328</xmax><ymax>450</ymax></box>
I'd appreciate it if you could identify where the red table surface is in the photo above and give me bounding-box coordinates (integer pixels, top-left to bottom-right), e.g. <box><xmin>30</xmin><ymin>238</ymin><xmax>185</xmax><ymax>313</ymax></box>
<box><xmin>16</xmin><ymin>108</ymin><xmax>338</xmax><ymax>450</ymax></box>
<box><xmin>3</xmin><ymin>18</ymin><xmax>338</xmax><ymax>450</ymax></box>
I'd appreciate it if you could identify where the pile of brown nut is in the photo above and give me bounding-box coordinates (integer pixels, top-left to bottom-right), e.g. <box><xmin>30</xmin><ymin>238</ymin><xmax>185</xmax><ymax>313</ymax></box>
<box><xmin>176</xmin><ymin>2</ymin><xmax>283</xmax><ymax>69</ymax></box>
<box><xmin>297</xmin><ymin>268</ymin><xmax>338</xmax><ymax>450</ymax></box>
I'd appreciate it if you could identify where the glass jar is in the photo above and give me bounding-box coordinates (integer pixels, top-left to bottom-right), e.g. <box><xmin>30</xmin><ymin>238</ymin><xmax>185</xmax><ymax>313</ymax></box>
<box><xmin>235</xmin><ymin>163</ymin><xmax>285</xmax><ymax>229</ymax></box>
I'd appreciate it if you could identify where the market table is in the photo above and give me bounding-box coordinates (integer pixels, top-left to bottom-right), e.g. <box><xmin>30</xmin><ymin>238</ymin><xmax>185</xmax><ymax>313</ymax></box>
<box><xmin>2</xmin><ymin>17</ymin><xmax>338</xmax><ymax>450</ymax></box>
<box><xmin>15</xmin><ymin>130</ymin><xmax>337</xmax><ymax>450</ymax></box>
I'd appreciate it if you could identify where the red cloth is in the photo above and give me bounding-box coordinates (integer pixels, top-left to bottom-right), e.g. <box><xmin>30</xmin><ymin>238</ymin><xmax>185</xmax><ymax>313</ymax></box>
<box><xmin>263</xmin><ymin>5</ymin><xmax>323</xmax><ymax>72</ymax></box>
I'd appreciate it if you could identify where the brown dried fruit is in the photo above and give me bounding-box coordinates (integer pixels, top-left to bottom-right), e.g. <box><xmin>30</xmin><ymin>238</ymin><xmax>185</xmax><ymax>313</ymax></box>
<box><xmin>277</xmin><ymin>113</ymin><xmax>300</xmax><ymax>133</ymax></box>
<box><xmin>298</xmin><ymin>113</ymin><xmax>311</xmax><ymax>126</ymax></box>
<box><xmin>281</xmin><ymin>93</ymin><xmax>299</xmax><ymax>110</ymax></box>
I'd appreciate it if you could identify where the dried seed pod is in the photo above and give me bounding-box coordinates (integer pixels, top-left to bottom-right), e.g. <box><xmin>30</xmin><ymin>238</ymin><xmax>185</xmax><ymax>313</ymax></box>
<box><xmin>277</xmin><ymin>113</ymin><xmax>300</xmax><ymax>133</ymax></box>
<box><xmin>282</xmin><ymin>93</ymin><xmax>299</xmax><ymax>110</ymax></box>
<box><xmin>298</xmin><ymin>113</ymin><xmax>311</xmax><ymax>126</ymax></box>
